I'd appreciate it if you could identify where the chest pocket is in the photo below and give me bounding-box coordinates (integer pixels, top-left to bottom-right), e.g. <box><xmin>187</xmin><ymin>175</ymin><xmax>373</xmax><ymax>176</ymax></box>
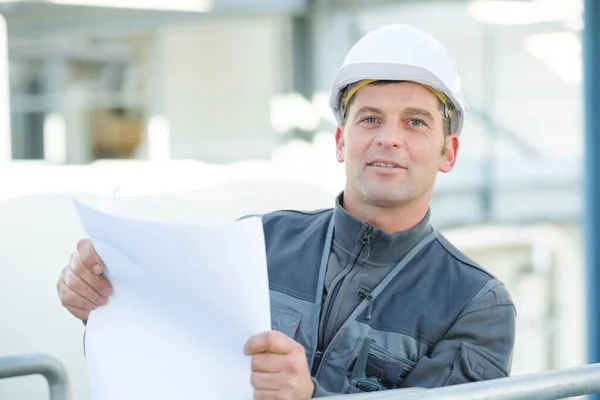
<box><xmin>270</xmin><ymin>304</ymin><xmax>302</xmax><ymax>339</ymax></box>
<box><xmin>346</xmin><ymin>341</ymin><xmax>416</xmax><ymax>391</ymax></box>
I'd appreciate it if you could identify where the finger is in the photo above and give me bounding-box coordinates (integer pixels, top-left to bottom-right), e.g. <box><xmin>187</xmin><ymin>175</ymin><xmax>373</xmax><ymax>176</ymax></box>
<box><xmin>252</xmin><ymin>389</ymin><xmax>278</xmax><ymax>400</ymax></box>
<box><xmin>244</xmin><ymin>331</ymin><xmax>295</xmax><ymax>355</ymax></box>
<box><xmin>63</xmin><ymin>266</ymin><xmax>109</xmax><ymax>306</ymax></box>
<box><xmin>70</xmin><ymin>253</ymin><xmax>112</xmax><ymax>297</ymax></box>
<box><xmin>251</xmin><ymin>353</ymin><xmax>287</xmax><ymax>373</ymax></box>
<box><xmin>58</xmin><ymin>278</ymin><xmax>98</xmax><ymax>311</ymax></box>
<box><xmin>77</xmin><ymin>238</ymin><xmax>104</xmax><ymax>275</ymax></box>
<box><xmin>250</xmin><ymin>372</ymin><xmax>283</xmax><ymax>391</ymax></box>
<box><xmin>65</xmin><ymin>305</ymin><xmax>90</xmax><ymax>322</ymax></box>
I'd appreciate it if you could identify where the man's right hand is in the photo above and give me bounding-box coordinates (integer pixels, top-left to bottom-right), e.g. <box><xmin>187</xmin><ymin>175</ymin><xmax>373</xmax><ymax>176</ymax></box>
<box><xmin>57</xmin><ymin>238</ymin><xmax>113</xmax><ymax>322</ymax></box>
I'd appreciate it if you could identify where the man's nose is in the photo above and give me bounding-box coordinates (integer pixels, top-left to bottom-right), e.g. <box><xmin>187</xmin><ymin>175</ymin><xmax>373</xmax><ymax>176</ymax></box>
<box><xmin>374</xmin><ymin>124</ymin><xmax>404</xmax><ymax>149</ymax></box>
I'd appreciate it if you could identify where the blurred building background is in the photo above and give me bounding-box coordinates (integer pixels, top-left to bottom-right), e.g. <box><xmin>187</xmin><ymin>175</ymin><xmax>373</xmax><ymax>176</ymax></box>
<box><xmin>0</xmin><ymin>0</ymin><xmax>589</xmax><ymax>399</ymax></box>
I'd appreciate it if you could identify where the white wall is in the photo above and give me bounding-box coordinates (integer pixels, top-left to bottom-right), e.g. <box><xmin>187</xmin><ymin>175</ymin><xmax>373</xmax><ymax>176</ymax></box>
<box><xmin>153</xmin><ymin>17</ymin><xmax>287</xmax><ymax>163</ymax></box>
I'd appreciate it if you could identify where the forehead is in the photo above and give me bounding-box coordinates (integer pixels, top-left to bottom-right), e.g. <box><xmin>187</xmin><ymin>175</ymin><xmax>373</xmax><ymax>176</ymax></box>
<box><xmin>351</xmin><ymin>81</ymin><xmax>439</xmax><ymax>112</ymax></box>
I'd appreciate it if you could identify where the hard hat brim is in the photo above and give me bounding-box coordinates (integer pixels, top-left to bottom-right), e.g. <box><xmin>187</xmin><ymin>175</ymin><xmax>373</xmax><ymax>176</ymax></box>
<box><xmin>329</xmin><ymin>63</ymin><xmax>467</xmax><ymax>135</ymax></box>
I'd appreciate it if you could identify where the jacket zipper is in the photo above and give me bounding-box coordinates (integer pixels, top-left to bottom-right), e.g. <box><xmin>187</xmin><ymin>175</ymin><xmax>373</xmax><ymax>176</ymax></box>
<box><xmin>312</xmin><ymin>226</ymin><xmax>373</xmax><ymax>376</ymax></box>
<box><xmin>358</xmin><ymin>289</ymin><xmax>374</xmax><ymax>321</ymax></box>
<box><xmin>366</xmin><ymin>295</ymin><xmax>374</xmax><ymax>320</ymax></box>
<box><xmin>361</xmin><ymin>228</ymin><xmax>372</xmax><ymax>263</ymax></box>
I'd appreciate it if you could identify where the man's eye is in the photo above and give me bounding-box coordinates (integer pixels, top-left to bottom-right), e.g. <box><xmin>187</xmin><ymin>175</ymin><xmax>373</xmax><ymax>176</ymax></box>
<box><xmin>409</xmin><ymin>119</ymin><xmax>425</xmax><ymax>127</ymax></box>
<box><xmin>362</xmin><ymin>117</ymin><xmax>377</xmax><ymax>123</ymax></box>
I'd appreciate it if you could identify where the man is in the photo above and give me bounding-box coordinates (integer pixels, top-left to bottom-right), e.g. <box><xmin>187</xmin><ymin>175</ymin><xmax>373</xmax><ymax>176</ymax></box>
<box><xmin>57</xmin><ymin>25</ymin><xmax>516</xmax><ymax>399</ymax></box>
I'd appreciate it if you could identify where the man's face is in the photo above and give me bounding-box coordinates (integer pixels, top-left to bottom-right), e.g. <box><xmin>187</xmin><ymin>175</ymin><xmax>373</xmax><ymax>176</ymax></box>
<box><xmin>335</xmin><ymin>81</ymin><xmax>459</xmax><ymax>209</ymax></box>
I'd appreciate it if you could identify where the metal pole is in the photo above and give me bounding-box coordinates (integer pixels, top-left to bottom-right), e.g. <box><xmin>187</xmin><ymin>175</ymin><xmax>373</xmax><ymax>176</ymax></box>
<box><xmin>481</xmin><ymin>24</ymin><xmax>496</xmax><ymax>222</ymax></box>
<box><xmin>0</xmin><ymin>354</ymin><xmax>71</xmax><ymax>400</ymax></box>
<box><xmin>290</xmin><ymin>12</ymin><xmax>315</xmax><ymax>141</ymax></box>
<box><xmin>584</xmin><ymin>3</ymin><xmax>600</xmax><ymax>400</ymax></box>
<box><xmin>0</xmin><ymin>13</ymin><xmax>11</xmax><ymax>163</ymax></box>
<box><xmin>328</xmin><ymin>362</ymin><xmax>600</xmax><ymax>400</ymax></box>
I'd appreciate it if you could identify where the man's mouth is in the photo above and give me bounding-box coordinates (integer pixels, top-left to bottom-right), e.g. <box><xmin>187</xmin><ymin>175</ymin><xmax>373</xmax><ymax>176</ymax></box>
<box><xmin>368</xmin><ymin>162</ymin><xmax>403</xmax><ymax>168</ymax></box>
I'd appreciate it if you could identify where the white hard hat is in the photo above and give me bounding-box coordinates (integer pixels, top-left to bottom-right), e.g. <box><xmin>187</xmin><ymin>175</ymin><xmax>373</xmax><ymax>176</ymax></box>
<box><xmin>329</xmin><ymin>24</ymin><xmax>468</xmax><ymax>135</ymax></box>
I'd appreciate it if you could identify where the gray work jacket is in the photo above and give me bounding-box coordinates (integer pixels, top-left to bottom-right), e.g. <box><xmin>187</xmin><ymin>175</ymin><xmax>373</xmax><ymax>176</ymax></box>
<box><xmin>263</xmin><ymin>207</ymin><xmax>516</xmax><ymax>396</ymax></box>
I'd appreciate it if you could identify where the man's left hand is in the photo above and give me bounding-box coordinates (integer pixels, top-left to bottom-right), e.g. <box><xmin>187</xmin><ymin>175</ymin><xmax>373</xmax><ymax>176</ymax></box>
<box><xmin>244</xmin><ymin>330</ymin><xmax>314</xmax><ymax>400</ymax></box>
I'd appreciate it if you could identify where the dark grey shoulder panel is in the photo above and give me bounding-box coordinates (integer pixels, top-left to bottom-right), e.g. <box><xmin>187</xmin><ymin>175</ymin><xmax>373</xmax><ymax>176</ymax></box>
<box><xmin>357</xmin><ymin>237</ymin><xmax>496</xmax><ymax>344</ymax></box>
<box><xmin>262</xmin><ymin>209</ymin><xmax>333</xmax><ymax>303</ymax></box>
<box><xmin>435</xmin><ymin>232</ymin><xmax>498</xmax><ymax>279</ymax></box>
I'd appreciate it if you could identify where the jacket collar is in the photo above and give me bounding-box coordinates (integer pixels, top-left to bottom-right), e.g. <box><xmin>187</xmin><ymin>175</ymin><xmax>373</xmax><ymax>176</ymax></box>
<box><xmin>333</xmin><ymin>192</ymin><xmax>432</xmax><ymax>266</ymax></box>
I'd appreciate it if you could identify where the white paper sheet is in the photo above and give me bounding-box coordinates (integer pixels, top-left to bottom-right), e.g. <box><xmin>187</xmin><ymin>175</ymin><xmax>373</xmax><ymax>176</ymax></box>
<box><xmin>72</xmin><ymin>198</ymin><xmax>271</xmax><ymax>400</ymax></box>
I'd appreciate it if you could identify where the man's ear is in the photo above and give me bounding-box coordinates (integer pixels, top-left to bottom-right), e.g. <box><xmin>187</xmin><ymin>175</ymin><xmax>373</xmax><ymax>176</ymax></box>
<box><xmin>335</xmin><ymin>126</ymin><xmax>345</xmax><ymax>163</ymax></box>
<box><xmin>439</xmin><ymin>134</ymin><xmax>459</xmax><ymax>173</ymax></box>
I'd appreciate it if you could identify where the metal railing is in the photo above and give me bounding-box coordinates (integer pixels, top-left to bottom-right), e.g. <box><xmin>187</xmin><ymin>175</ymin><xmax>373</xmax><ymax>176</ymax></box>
<box><xmin>1</xmin><ymin>354</ymin><xmax>600</xmax><ymax>400</ymax></box>
<box><xmin>329</xmin><ymin>362</ymin><xmax>600</xmax><ymax>400</ymax></box>
<box><xmin>0</xmin><ymin>353</ymin><xmax>70</xmax><ymax>400</ymax></box>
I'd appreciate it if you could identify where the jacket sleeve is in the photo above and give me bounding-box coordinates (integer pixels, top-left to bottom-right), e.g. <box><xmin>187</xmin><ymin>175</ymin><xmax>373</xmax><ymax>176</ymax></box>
<box><xmin>400</xmin><ymin>282</ymin><xmax>516</xmax><ymax>388</ymax></box>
